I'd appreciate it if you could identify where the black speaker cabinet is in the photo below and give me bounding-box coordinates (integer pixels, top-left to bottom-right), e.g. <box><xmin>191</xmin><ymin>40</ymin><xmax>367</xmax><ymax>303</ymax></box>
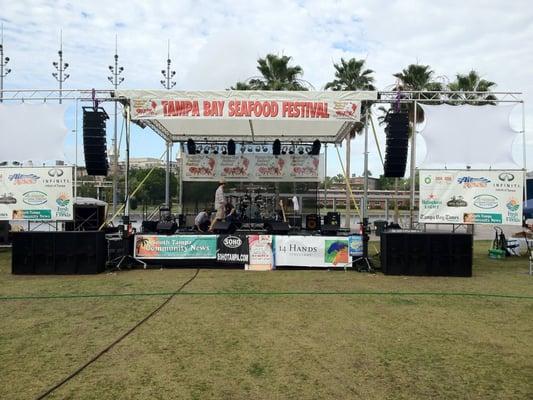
<box><xmin>264</xmin><ymin>221</ymin><xmax>290</xmax><ymax>234</ymax></box>
<box><xmin>83</xmin><ymin>107</ymin><xmax>109</xmax><ymax>176</ymax></box>
<box><xmin>306</xmin><ymin>214</ymin><xmax>320</xmax><ymax>231</ymax></box>
<box><xmin>212</xmin><ymin>220</ymin><xmax>237</xmax><ymax>234</ymax></box>
<box><xmin>320</xmin><ymin>224</ymin><xmax>339</xmax><ymax>236</ymax></box>
<box><xmin>325</xmin><ymin>212</ymin><xmax>340</xmax><ymax>226</ymax></box>
<box><xmin>384</xmin><ymin>112</ymin><xmax>409</xmax><ymax>178</ymax></box>
<box><xmin>12</xmin><ymin>231</ymin><xmax>107</xmax><ymax>274</ymax></box>
<box><xmin>156</xmin><ymin>221</ymin><xmax>178</xmax><ymax>234</ymax></box>
<box><xmin>381</xmin><ymin>231</ymin><xmax>472</xmax><ymax>277</ymax></box>
<box><xmin>64</xmin><ymin>203</ymin><xmax>107</xmax><ymax>231</ymax></box>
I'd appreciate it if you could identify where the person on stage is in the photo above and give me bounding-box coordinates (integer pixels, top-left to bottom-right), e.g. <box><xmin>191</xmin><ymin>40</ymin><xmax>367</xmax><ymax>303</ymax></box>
<box><xmin>209</xmin><ymin>179</ymin><xmax>226</xmax><ymax>231</ymax></box>
<box><xmin>194</xmin><ymin>208</ymin><xmax>211</xmax><ymax>232</ymax></box>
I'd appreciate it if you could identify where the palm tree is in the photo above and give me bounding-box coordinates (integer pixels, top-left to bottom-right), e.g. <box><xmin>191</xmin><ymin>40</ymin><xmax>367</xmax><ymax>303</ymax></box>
<box><xmin>325</xmin><ymin>58</ymin><xmax>376</xmax><ymax>228</ymax></box>
<box><xmin>447</xmin><ymin>70</ymin><xmax>496</xmax><ymax>104</ymax></box>
<box><xmin>231</xmin><ymin>54</ymin><xmax>309</xmax><ymax>91</ymax></box>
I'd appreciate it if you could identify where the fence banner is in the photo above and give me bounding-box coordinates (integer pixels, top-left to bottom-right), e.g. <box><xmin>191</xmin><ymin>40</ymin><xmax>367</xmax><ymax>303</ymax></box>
<box><xmin>134</xmin><ymin>235</ymin><xmax>217</xmax><ymax>259</ymax></box>
<box><xmin>273</xmin><ymin>235</ymin><xmax>349</xmax><ymax>268</ymax></box>
<box><xmin>246</xmin><ymin>235</ymin><xmax>273</xmax><ymax>270</ymax></box>
<box><xmin>182</xmin><ymin>154</ymin><xmax>324</xmax><ymax>182</ymax></box>
<box><xmin>216</xmin><ymin>234</ymin><xmax>249</xmax><ymax>263</ymax></box>
<box><xmin>0</xmin><ymin>166</ymin><xmax>73</xmax><ymax>221</ymax></box>
<box><xmin>419</xmin><ymin>170</ymin><xmax>524</xmax><ymax>225</ymax></box>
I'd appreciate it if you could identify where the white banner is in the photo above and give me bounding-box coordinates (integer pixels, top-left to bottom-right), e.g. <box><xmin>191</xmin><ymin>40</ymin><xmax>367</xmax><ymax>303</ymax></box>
<box><xmin>182</xmin><ymin>154</ymin><xmax>324</xmax><ymax>182</ymax></box>
<box><xmin>117</xmin><ymin>90</ymin><xmax>376</xmax><ymax>122</ymax></box>
<box><xmin>273</xmin><ymin>235</ymin><xmax>349</xmax><ymax>268</ymax></box>
<box><xmin>0</xmin><ymin>167</ymin><xmax>73</xmax><ymax>221</ymax></box>
<box><xmin>419</xmin><ymin>170</ymin><xmax>524</xmax><ymax>225</ymax></box>
<box><xmin>246</xmin><ymin>235</ymin><xmax>273</xmax><ymax>271</ymax></box>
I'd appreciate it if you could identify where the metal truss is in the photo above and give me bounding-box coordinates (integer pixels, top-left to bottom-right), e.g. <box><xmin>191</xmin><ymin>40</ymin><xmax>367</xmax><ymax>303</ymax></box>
<box><xmin>377</xmin><ymin>90</ymin><xmax>523</xmax><ymax>103</ymax></box>
<box><xmin>0</xmin><ymin>89</ymin><xmax>114</xmax><ymax>102</ymax></box>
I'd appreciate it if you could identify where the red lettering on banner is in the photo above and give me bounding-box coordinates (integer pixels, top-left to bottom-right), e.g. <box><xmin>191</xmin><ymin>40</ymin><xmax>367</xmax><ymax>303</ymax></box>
<box><xmin>162</xmin><ymin>100</ymin><xmax>200</xmax><ymax>117</ymax></box>
<box><xmin>203</xmin><ymin>100</ymin><xmax>226</xmax><ymax>117</ymax></box>
<box><xmin>282</xmin><ymin>101</ymin><xmax>330</xmax><ymax>118</ymax></box>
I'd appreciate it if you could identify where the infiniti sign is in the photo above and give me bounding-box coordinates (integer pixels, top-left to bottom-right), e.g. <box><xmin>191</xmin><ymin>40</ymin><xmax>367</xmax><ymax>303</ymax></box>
<box><xmin>48</xmin><ymin>168</ymin><xmax>64</xmax><ymax>177</ymax></box>
<box><xmin>498</xmin><ymin>172</ymin><xmax>514</xmax><ymax>182</ymax></box>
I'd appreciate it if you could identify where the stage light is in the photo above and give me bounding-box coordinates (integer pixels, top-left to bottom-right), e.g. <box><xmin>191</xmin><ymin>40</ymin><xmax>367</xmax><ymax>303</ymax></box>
<box><xmin>0</xmin><ymin>161</ymin><xmax>7</xmax><ymax>166</ymax></box>
<box><xmin>289</xmin><ymin>145</ymin><xmax>295</xmax><ymax>155</ymax></box>
<box><xmin>298</xmin><ymin>147</ymin><xmax>305</xmax><ymax>155</ymax></box>
<box><xmin>221</xmin><ymin>146</ymin><xmax>227</xmax><ymax>155</ymax></box>
<box><xmin>262</xmin><ymin>145</ymin><xmax>268</xmax><ymax>152</ymax></box>
<box><xmin>306</xmin><ymin>146</ymin><xmax>311</xmax><ymax>154</ymax></box>
<box><xmin>255</xmin><ymin>145</ymin><xmax>261</xmax><ymax>152</ymax></box>
<box><xmin>204</xmin><ymin>145</ymin><xmax>210</xmax><ymax>154</ymax></box>
<box><xmin>281</xmin><ymin>146</ymin><xmax>287</xmax><ymax>155</ymax></box>
<box><xmin>247</xmin><ymin>145</ymin><xmax>253</xmax><ymax>152</ymax></box>
<box><xmin>196</xmin><ymin>145</ymin><xmax>203</xmax><ymax>154</ymax></box>
<box><xmin>213</xmin><ymin>146</ymin><xmax>219</xmax><ymax>155</ymax></box>
<box><xmin>273</xmin><ymin>139</ymin><xmax>281</xmax><ymax>155</ymax></box>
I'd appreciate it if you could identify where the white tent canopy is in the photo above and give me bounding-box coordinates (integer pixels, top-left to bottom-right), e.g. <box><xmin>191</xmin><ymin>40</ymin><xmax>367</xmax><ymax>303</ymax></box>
<box><xmin>116</xmin><ymin>90</ymin><xmax>378</xmax><ymax>143</ymax></box>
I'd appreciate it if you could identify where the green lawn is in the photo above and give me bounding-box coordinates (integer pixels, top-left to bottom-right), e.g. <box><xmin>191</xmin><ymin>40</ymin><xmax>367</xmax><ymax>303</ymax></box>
<box><xmin>0</xmin><ymin>243</ymin><xmax>532</xmax><ymax>399</ymax></box>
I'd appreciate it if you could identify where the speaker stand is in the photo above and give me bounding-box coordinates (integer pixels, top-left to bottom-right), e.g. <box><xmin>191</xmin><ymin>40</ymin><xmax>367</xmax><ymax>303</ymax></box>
<box><xmin>353</xmin><ymin>220</ymin><xmax>374</xmax><ymax>273</ymax></box>
<box><xmin>109</xmin><ymin>255</ymin><xmax>147</xmax><ymax>271</ymax></box>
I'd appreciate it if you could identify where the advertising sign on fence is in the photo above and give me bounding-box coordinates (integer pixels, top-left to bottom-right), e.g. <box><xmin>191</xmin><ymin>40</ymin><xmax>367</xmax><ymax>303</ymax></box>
<box><xmin>273</xmin><ymin>235</ymin><xmax>349</xmax><ymax>268</ymax></box>
<box><xmin>0</xmin><ymin>166</ymin><xmax>73</xmax><ymax>221</ymax></box>
<box><xmin>246</xmin><ymin>235</ymin><xmax>273</xmax><ymax>270</ymax></box>
<box><xmin>216</xmin><ymin>234</ymin><xmax>249</xmax><ymax>263</ymax></box>
<box><xmin>348</xmin><ymin>235</ymin><xmax>363</xmax><ymax>257</ymax></box>
<box><xmin>419</xmin><ymin>170</ymin><xmax>524</xmax><ymax>225</ymax></box>
<box><xmin>134</xmin><ymin>235</ymin><xmax>217</xmax><ymax>259</ymax></box>
<box><xmin>182</xmin><ymin>154</ymin><xmax>324</xmax><ymax>182</ymax></box>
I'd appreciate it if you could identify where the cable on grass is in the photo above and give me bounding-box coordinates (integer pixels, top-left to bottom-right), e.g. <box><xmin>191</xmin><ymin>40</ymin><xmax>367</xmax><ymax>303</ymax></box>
<box><xmin>34</xmin><ymin>268</ymin><xmax>200</xmax><ymax>400</ymax></box>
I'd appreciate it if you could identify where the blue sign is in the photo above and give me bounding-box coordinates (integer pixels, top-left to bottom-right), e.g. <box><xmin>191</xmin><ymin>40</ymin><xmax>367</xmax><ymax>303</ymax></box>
<box><xmin>348</xmin><ymin>235</ymin><xmax>363</xmax><ymax>257</ymax></box>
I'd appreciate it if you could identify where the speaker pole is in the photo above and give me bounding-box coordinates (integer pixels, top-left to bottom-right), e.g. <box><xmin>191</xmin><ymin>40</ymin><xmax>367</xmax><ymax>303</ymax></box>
<box><xmin>165</xmin><ymin>140</ymin><xmax>171</xmax><ymax>209</ymax></box>
<box><xmin>178</xmin><ymin>143</ymin><xmax>184</xmax><ymax>214</ymax></box>
<box><xmin>354</xmin><ymin>105</ymin><xmax>372</xmax><ymax>272</ymax></box>
<box><xmin>409</xmin><ymin>99</ymin><xmax>417</xmax><ymax>229</ymax></box>
<box><xmin>74</xmin><ymin>98</ymin><xmax>78</xmax><ymax>199</ymax></box>
<box><xmin>124</xmin><ymin>104</ymin><xmax>131</xmax><ymax>220</ymax></box>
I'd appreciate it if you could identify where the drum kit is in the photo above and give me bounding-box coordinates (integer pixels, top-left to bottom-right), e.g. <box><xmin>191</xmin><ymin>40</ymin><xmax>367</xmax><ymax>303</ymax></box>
<box><xmin>228</xmin><ymin>184</ymin><xmax>278</xmax><ymax>223</ymax></box>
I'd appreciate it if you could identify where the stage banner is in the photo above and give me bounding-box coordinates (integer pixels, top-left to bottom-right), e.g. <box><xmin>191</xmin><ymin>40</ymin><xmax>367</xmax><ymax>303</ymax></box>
<box><xmin>419</xmin><ymin>170</ymin><xmax>524</xmax><ymax>225</ymax></box>
<box><xmin>0</xmin><ymin>166</ymin><xmax>73</xmax><ymax>221</ymax></box>
<box><xmin>216</xmin><ymin>234</ymin><xmax>249</xmax><ymax>264</ymax></box>
<box><xmin>246</xmin><ymin>235</ymin><xmax>273</xmax><ymax>271</ymax></box>
<box><xmin>273</xmin><ymin>235</ymin><xmax>349</xmax><ymax>268</ymax></box>
<box><xmin>348</xmin><ymin>235</ymin><xmax>363</xmax><ymax>257</ymax></box>
<box><xmin>134</xmin><ymin>234</ymin><xmax>217</xmax><ymax>259</ymax></box>
<box><xmin>182</xmin><ymin>154</ymin><xmax>324</xmax><ymax>182</ymax></box>
<box><xmin>118</xmin><ymin>90</ymin><xmax>376</xmax><ymax>122</ymax></box>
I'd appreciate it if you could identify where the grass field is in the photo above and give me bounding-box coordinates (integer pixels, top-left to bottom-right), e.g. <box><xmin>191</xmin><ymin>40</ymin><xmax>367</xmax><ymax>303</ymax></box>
<box><xmin>1</xmin><ymin>243</ymin><xmax>532</xmax><ymax>400</ymax></box>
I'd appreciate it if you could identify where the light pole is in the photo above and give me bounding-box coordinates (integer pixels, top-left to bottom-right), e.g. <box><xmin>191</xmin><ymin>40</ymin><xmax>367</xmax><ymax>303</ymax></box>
<box><xmin>0</xmin><ymin>24</ymin><xmax>12</xmax><ymax>103</ymax></box>
<box><xmin>52</xmin><ymin>30</ymin><xmax>69</xmax><ymax>104</ymax></box>
<box><xmin>107</xmin><ymin>36</ymin><xmax>125</xmax><ymax>215</ymax></box>
<box><xmin>160</xmin><ymin>40</ymin><xmax>176</xmax><ymax>209</ymax></box>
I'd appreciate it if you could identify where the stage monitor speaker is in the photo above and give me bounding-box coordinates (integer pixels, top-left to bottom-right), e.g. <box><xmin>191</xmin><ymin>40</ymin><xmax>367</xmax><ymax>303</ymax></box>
<box><xmin>383</xmin><ymin>112</ymin><xmax>409</xmax><ymax>178</ymax></box>
<box><xmin>306</xmin><ymin>214</ymin><xmax>320</xmax><ymax>231</ymax></box>
<box><xmin>0</xmin><ymin>221</ymin><xmax>9</xmax><ymax>244</ymax></box>
<box><xmin>288</xmin><ymin>216</ymin><xmax>302</xmax><ymax>228</ymax></box>
<box><xmin>273</xmin><ymin>139</ymin><xmax>281</xmax><ymax>155</ymax></box>
<box><xmin>186</xmin><ymin>138</ymin><xmax>196</xmax><ymax>154</ymax></box>
<box><xmin>227</xmin><ymin>139</ymin><xmax>236</xmax><ymax>155</ymax></box>
<box><xmin>320</xmin><ymin>224</ymin><xmax>339</xmax><ymax>236</ymax></box>
<box><xmin>212</xmin><ymin>220</ymin><xmax>237</xmax><ymax>234</ymax></box>
<box><xmin>156</xmin><ymin>221</ymin><xmax>178</xmax><ymax>234</ymax></box>
<box><xmin>310</xmin><ymin>139</ymin><xmax>321</xmax><ymax>155</ymax></box>
<box><xmin>83</xmin><ymin>107</ymin><xmax>109</xmax><ymax>176</ymax></box>
<box><xmin>264</xmin><ymin>221</ymin><xmax>290</xmax><ymax>234</ymax></box>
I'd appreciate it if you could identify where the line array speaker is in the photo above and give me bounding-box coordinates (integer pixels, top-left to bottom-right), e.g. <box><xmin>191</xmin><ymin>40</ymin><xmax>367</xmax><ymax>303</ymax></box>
<box><xmin>83</xmin><ymin>107</ymin><xmax>110</xmax><ymax>176</ymax></box>
<box><xmin>383</xmin><ymin>112</ymin><xmax>409</xmax><ymax>178</ymax></box>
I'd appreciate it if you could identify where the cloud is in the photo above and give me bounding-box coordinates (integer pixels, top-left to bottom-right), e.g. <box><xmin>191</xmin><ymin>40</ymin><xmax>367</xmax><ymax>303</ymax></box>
<box><xmin>0</xmin><ymin>0</ymin><xmax>531</xmax><ymax>174</ymax></box>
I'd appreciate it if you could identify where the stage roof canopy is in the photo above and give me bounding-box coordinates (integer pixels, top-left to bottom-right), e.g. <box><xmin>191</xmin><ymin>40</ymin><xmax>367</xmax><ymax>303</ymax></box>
<box><xmin>116</xmin><ymin>90</ymin><xmax>378</xmax><ymax>143</ymax></box>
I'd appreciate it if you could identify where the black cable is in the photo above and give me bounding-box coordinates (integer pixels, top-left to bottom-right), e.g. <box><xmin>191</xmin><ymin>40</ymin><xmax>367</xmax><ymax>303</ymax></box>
<box><xmin>34</xmin><ymin>268</ymin><xmax>200</xmax><ymax>400</ymax></box>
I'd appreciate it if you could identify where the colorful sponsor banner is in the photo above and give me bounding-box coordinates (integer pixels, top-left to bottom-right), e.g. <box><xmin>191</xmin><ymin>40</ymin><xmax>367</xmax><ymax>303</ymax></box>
<box><xmin>348</xmin><ymin>235</ymin><xmax>363</xmax><ymax>257</ymax></box>
<box><xmin>183</xmin><ymin>154</ymin><xmax>324</xmax><ymax>182</ymax></box>
<box><xmin>216</xmin><ymin>234</ymin><xmax>249</xmax><ymax>263</ymax></box>
<box><xmin>273</xmin><ymin>235</ymin><xmax>349</xmax><ymax>268</ymax></box>
<box><xmin>246</xmin><ymin>235</ymin><xmax>273</xmax><ymax>270</ymax></box>
<box><xmin>134</xmin><ymin>235</ymin><xmax>217</xmax><ymax>259</ymax></box>
<box><xmin>117</xmin><ymin>90</ymin><xmax>375</xmax><ymax>122</ymax></box>
<box><xmin>0</xmin><ymin>167</ymin><xmax>73</xmax><ymax>221</ymax></box>
<box><xmin>419</xmin><ymin>170</ymin><xmax>523</xmax><ymax>225</ymax></box>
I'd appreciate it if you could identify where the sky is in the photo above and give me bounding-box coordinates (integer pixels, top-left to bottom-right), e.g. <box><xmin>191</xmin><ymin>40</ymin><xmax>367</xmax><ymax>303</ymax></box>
<box><xmin>1</xmin><ymin>0</ymin><xmax>532</xmax><ymax>177</ymax></box>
